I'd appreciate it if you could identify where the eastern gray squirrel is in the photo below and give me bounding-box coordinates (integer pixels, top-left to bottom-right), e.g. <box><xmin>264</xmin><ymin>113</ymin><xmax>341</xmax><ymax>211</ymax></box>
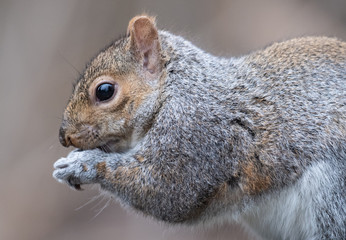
<box><xmin>53</xmin><ymin>15</ymin><xmax>346</xmax><ymax>239</ymax></box>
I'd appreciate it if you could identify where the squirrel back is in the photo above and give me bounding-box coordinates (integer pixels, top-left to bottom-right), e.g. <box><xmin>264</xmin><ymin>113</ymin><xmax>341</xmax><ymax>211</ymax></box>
<box><xmin>55</xmin><ymin>15</ymin><xmax>346</xmax><ymax>239</ymax></box>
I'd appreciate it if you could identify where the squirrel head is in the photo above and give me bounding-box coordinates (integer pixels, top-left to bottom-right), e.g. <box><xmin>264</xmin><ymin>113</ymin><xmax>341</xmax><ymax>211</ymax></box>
<box><xmin>59</xmin><ymin>15</ymin><xmax>167</xmax><ymax>152</ymax></box>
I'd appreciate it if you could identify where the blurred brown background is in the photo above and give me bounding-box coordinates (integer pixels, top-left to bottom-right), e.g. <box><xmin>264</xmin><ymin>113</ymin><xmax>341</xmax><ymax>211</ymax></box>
<box><xmin>1</xmin><ymin>0</ymin><xmax>345</xmax><ymax>240</ymax></box>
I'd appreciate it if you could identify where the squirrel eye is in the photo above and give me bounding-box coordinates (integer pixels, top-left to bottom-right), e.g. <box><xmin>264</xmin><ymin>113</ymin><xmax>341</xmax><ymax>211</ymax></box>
<box><xmin>95</xmin><ymin>83</ymin><xmax>116</xmax><ymax>102</ymax></box>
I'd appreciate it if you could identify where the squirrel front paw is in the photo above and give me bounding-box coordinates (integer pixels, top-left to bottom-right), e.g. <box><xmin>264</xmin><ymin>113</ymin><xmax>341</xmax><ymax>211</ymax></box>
<box><xmin>53</xmin><ymin>149</ymin><xmax>102</xmax><ymax>190</ymax></box>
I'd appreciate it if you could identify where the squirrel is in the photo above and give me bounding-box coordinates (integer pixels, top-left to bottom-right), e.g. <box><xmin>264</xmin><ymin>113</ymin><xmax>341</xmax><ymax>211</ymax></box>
<box><xmin>53</xmin><ymin>15</ymin><xmax>346</xmax><ymax>240</ymax></box>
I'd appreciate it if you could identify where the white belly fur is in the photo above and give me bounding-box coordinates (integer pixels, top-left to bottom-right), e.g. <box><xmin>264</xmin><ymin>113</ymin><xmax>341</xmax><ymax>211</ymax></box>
<box><xmin>241</xmin><ymin>161</ymin><xmax>331</xmax><ymax>240</ymax></box>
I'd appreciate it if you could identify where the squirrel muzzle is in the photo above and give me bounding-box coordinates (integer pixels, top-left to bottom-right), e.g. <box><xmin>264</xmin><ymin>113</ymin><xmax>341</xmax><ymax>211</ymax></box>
<box><xmin>59</xmin><ymin>125</ymin><xmax>71</xmax><ymax>147</ymax></box>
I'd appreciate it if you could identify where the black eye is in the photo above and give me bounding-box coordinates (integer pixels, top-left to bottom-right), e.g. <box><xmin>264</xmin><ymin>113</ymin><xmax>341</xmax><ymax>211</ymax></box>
<box><xmin>96</xmin><ymin>83</ymin><xmax>116</xmax><ymax>102</ymax></box>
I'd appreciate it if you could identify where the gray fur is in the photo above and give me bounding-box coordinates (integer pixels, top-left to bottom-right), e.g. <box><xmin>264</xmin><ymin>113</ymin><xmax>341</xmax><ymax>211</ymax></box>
<box><xmin>54</xmin><ymin>29</ymin><xmax>345</xmax><ymax>240</ymax></box>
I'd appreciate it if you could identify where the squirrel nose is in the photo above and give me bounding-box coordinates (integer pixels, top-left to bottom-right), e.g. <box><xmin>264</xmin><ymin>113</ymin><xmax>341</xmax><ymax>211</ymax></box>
<box><xmin>59</xmin><ymin>125</ymin><xmax>71</xmax><ymax>147</ymax></box>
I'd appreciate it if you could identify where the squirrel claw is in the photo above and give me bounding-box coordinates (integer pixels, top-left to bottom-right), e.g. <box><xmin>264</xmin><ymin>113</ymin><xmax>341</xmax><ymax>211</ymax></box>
<box><xmin>66</xmin><ymin>176</ymin><xmax>84</xmax><ymax>191</ymax></box>
<box><xmin>73</xmin><ymin>184</ymin><xmax>83</xmax><ymax>191</ymax></box>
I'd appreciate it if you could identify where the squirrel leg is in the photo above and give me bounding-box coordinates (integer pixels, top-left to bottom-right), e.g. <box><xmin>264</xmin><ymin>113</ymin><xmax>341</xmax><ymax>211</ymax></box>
<box><xmin>53</xmin><ymin>148</ymin><xmax>213</xmax><ymax>222</ymax></box>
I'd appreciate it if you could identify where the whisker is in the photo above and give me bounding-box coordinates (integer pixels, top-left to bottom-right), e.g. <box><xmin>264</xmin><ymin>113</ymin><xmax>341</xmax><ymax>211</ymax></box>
<box><xmin>94</xmin><ymin>132</ymin><xmax>113</xmax><ymax>152</ymax></box>
<box><xmin>58</xmin><ymin>50</ymin><xmax>82</xmax><ymax>76</ymax></box>
<box><xmin>89</xmin><ymin>196</ymin><xmax>112</xmax><ymax>221</ymax></box>
<box><xmin>77</xmin><ymin>122</ymin><xmax>118</xmax><ymax>153</ymax></box>
<box><xmin>75</xmin><ymin>194</ymin><xmax>103</xmax><ymax>211</ymax></box>
<box><xmin>91</xmin><ymin>194</ymin><xmax>108</xmax><ymax>210</ymax></box>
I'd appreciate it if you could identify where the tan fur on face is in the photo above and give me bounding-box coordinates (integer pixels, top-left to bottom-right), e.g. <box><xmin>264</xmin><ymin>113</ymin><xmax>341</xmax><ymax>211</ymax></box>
<box><xmin>60</xmin><ymin>15</ymin><xmax>166</xmax><ymax>151</ymax></box>
<box><xmin>63</xmin><ymin>70</ymin><xmax>155</xmax><ymax>150</ymax></box>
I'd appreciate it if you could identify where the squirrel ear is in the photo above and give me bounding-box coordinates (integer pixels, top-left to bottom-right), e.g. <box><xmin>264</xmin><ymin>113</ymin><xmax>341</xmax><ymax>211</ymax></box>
<box><xmin>127</xmin><ymin>15</ymin><xmax>161</xmax><ymax>74</ymax></box>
